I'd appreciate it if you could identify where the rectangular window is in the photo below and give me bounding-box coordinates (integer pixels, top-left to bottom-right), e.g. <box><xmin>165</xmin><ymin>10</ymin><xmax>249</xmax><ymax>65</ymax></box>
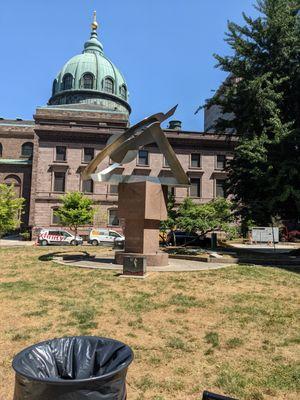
<box><xmin>138</xmin><ymin>150</ymin><xmax>149</xmax><ymax>166</ymax></box>
<box><xmin>83</xmin><ymin>147</ymin><xmax>94</xmax><ymax>163</ymax></box>
<box><xmin>216</xmin><ymin>154</ymin><xmax>226</xmax><ymax>170</ymax></box>
<box><xmin>56</xmin><ymin>146</ymin><xmax>66</xmax><ymax>162</ymax></box>
<box><xmin>190</xmin><ymin>178</ymin><xmax>201</xmax><ymax>198</ymax></box>
<box><xmin>109</xmin><ymin>184</ymin><xmax>118</xmax><ymax>194</ymax></box>
<box><xmin>53</xmin><ymin>172</ymin><xmax>65</xmax><ymax>192</ymax></box>
<box><xmin>216</xmin><ymin>179</ymin><xmax>225</xmax><ymax>197</ymax></box>
<box><xmin>191</xmin><ymin>153</ymin><xmax>201</xmax><ymax>168</ymax></box>
<box><xmin>164</xmin><ymin>156</ymin><xmax>170</xmax><ymax>167</ymax></box>
<box><xmin>108</xmin><ymin>209</ymin><xmax>119</xmax><ymax>226</ymax></box>
<box><xmin>82</xmin><ymin>179</ymin><xmax>93</xmax><ymax>193</ymax></box>
<box><xmin>168</xmin><ymin>186</ymin><xmax>175</xmax><ymax>196</ymax></box>
<box><xmin>52</xmin><ymin>209</ymin><xmax>61</xmax><ymax>225</ymax></box>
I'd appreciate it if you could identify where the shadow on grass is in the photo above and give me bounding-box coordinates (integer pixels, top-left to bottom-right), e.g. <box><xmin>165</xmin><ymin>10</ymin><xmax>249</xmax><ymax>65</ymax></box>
<box><xmin>165</xmin><ymin>245</ymin><xmax>300</xmax><ymax>274</ymax></box>
<box><xmin>39</xmin><ymin>250</ymin><xmax>93</xmax><ymax>262</ymax></box>
<box><xmin>222</xmin><ymin>252</ymin><xmax>300</xmax><ymax>274</ymax></box>
<box><xmin>38</xmin><ymin>251</ymin><xmax>117</xmax><ymax>266</ymax></box>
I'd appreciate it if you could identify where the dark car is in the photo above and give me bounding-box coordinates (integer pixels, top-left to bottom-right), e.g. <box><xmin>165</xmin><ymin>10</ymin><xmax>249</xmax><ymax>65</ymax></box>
<box><xmin>166</xmin><ymin>230</ymin><xmax>210</xmax><ymax>247</ymax></box>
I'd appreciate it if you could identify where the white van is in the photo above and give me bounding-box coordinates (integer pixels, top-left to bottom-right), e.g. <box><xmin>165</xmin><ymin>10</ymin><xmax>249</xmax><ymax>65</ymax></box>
<box><xmin>38</xmin><ymin>229</ymin><xmax>83</xmax><ymax>246</ymax></box>
<box><xmin>88</xmin><ymin>229</ymin><xmax>124</xmax><ymax>247</ymax></box>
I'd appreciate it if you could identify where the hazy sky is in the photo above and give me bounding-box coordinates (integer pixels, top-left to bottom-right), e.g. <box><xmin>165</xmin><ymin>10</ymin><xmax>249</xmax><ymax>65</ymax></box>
<box><xmin>0</xmin><ymin>0</ymin><xmax>259</xmax><ymax>131</ymax></box>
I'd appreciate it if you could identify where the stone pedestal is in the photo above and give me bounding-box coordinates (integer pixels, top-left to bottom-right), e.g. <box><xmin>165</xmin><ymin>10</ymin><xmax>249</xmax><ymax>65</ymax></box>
<box><xmin>114</xmin><ymin>181</ymin><xmax>169</xmax><ymax>267</ymax></box>
<box><xmin>123</xmin><ymin>255</ymin><xmax>147</xmax><ymax>276</ymax></box>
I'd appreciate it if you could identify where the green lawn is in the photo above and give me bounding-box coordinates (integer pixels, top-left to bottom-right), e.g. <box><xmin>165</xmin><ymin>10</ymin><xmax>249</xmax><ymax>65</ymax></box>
<box><xmin>0</xmin><ymin>246</ymin><xmax>299</xmax><ymax>399</ymax></box>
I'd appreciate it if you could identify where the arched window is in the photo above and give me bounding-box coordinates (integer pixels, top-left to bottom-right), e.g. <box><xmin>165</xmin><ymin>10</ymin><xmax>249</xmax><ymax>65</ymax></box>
<box><xmin>81</xmin><ymin>73</ymin><xmax>94</xmax><ymax>89</ymax></box>
<box><xmin>62</xmin><ymin>74</ymin><xmax>73</xmax><ymax>90</ymax></box>
<box><xmin>52</xmin><ymin>79</ymin><xmax>58</xmax><ymax>95</ymax></box>
<box><xmin>0</xmin><ymin>143</ymin><xmax>2</xmax><ymax>158</ymax></box>
<box><xmin>21</xmin><ymin>142</ymin><xmax>33</xmax><ymax>158</ymax></box>
<box><xmin>119</xmin><ymin>85</ymin><xmax>127</xmax><ymax>100</ymax></box>
<box><xmin>4</xmin><ymin>175</ymin><xmax>21</xmax><ymax>197</ymax></box>
<box><xmin>103</xmin><ymin>77</ymin><xmax>114</xmax><ymax>94</ymax></box>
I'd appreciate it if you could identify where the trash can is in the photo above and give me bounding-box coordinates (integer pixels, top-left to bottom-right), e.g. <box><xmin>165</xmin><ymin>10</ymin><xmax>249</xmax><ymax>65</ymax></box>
<box><xmin>12</xmin><ymin>336</ymin><xmax>134</xmax><ymax>400</ymax></box>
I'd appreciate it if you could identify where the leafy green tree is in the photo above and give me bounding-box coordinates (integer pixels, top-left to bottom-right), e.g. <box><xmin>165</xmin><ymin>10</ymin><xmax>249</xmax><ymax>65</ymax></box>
<box><xmin>160</xmin><ymin>192</ymin><xmax>177</xmax><ymax>232</ymax></box>
<box><xmin>176</xmin><ymin>197</ymin><xmax>235</xmax><ymax>237</ymax></box>
<box><xmin>0</xmin><ymin>184</ymin><xmax>24</xmax><ymax>237</ymax></box>
<box><xmin>205</xmin><ymin>0</ymin><xmax>300</xmax><ymax>224</ymax></box>
<box><xmin>55</xmin><ymin>192</ymin><xmax>94</xmax><ymax>239</ymax></box>
<box><xmin>160</xmin><ymin>192</ymin><xmax>178</xmax><ymax>245</ymax></box>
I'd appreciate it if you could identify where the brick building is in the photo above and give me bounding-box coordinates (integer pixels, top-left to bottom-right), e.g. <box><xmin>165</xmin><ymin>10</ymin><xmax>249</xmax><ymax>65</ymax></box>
<box><xmin>0</xmin><ymin>15</ymin><xmax>236</xmax><ymax>236</ymax></box>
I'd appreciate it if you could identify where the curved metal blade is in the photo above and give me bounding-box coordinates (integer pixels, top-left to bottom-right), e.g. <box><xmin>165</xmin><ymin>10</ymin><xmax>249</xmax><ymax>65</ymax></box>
<box><xmin>82</xmin><ymin>105</ymin><xmax>179</xmax><ymax>179</ymax></box>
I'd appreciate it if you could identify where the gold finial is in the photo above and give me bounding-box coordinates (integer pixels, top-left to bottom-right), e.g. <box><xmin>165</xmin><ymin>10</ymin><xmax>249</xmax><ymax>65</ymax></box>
<box><xmin>91</xmin><ymin>10</ymin><xmax>98</xmax><ymax>30</ymax></box>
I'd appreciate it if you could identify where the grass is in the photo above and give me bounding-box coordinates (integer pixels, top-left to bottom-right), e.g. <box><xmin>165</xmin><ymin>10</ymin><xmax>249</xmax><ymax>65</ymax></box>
<box><xmin>166</xmin><ymin>336</ymin><xmax>190</xmax><ymax>351</ymax></box>
<box><xmin>0</xmin><ymin>246</ymin><xmax>300</xmax><ymax>400</ymax></box>
<box><xmin>225</xmin><ymin>337</ymin><xmax>244</xmax><ymax>349</ymax></box>
<box><xmin>168</xmin><ymin>293</ymin><xmax>205</xmax><ymax>308</ymax></box>
<box><xmin>204</xmin><ymin>331</ymin><xmax>220</xmax><ymax>348</ymax></box>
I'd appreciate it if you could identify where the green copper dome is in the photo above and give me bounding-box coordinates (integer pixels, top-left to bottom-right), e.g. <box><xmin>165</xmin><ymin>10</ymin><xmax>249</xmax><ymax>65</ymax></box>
<box><xmin>48</xmin><ymin>13</ymin><xmax>131</xmax><ymax>115</ymax></box>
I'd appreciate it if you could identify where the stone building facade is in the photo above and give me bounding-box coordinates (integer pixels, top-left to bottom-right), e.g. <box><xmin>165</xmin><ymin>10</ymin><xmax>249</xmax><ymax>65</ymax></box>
<box><xmin>0</xmin><ymin>120</ymin><xmax>34</xmax><ymax>226</ymax></box>
<box><xmin>0</xmin><ymin>15</ymin><xmax>236</xmax><ymax>237</ymax></box>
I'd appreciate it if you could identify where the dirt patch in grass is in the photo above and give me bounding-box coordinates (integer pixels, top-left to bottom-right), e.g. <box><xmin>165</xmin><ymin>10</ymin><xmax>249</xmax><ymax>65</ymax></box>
<box><xmin>0</xmin><ymin>247</ymin><xmax>299</xmax><ymax>399</ymax></box>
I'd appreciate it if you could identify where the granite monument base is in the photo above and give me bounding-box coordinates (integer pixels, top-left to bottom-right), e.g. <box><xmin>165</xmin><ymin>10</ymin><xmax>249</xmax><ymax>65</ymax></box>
<box><xmin>115</xmin><ymin>181</ymin><xmax>169</xmax><ymax>267</ymax></box>
<box><xmin>115</xmin><ymin>251</ymin><xmax>169</xmax><ymax>267</ymax></box>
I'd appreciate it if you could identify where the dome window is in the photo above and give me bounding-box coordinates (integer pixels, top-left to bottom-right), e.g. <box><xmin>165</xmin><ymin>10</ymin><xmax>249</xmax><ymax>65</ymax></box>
<box><xmin>103</xmin><ymin>77</ymin><xmax>114</xmax><ymax>94</ymax></box>
<box><xmin>120</xmin><ymin>85</ymin><xmax>127</xmax><ymax>100</ymax></box>
<box><xmin>52</xmin><ymin>79</ymin><xmax>58</xmax><ymax>95</ymax></box>
<box><xmin>21</xmin><ymin>142</ymin><xmax>33</xmax><ymax>158</ymax></box>
<box><xmin>81</xmin><ymin>73</ymin><xmax>94</xmax><ymax>89</ymax></box>
<box><xmin>62</xmin><ymin>74</ymin><xmax>73</xmax><ymax>91</ymax></box>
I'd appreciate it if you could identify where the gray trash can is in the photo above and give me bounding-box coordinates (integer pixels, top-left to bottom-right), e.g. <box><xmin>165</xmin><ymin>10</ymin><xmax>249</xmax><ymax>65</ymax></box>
<box><xmin>12</xmin><ymin>336</ymin><xmax>134</xmax><ymax>400</ymax></box>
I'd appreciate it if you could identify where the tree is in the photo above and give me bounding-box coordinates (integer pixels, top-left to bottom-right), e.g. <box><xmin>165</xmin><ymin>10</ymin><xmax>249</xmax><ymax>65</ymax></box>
<box><xmin>205</xmin><ymin>0</ymin><xmax>300</xmax><ymax>225</ymax></box>
<box><xmin>160</xmin><ymin>192</ymin><xmax>178</xmax><ymax>245</ymax></box>
<box><xmin>55</xmin><ymin>192</ymin><xmax>94</xmax><ymax>240</ymax></box>
<box><xmin>0</xmin><ymin>184</ymin><xmax>24</xmax><ymax>237</ymax></box>
<box><xmin>160</xmin><ymin>192</ymin><xmax>177</xmax><ymax>232</ymax></box>
<box><xmin>176</xmin><ymin>197</ymin><xmax>235</xmax><ymax>237</ymax></box>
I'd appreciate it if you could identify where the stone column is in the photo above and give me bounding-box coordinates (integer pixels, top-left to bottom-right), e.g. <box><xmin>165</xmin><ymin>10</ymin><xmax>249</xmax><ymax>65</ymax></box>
<box><xmin>114</xmin><ymin>181</ymin><xmax>169</xmax><ymax>266</ymax></box>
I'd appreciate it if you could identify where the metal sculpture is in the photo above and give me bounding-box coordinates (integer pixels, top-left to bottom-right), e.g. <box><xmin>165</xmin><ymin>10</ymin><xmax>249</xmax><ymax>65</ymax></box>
<box><xmin>82</xmin><ymin>106</ymin><xmax>190</xmax><ymax>267</ymax></box>
<box><xmin>82</xmin><ymin>105</ymin><xmax>189</xmax><ymax>187</ymax></box>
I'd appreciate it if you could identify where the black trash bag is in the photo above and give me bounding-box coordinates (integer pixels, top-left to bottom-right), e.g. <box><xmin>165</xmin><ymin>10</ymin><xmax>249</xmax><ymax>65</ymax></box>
<box><xmin>12</xmin><ymin>336</ymin><xmax>134</xmax><ymax>400</ymax></box>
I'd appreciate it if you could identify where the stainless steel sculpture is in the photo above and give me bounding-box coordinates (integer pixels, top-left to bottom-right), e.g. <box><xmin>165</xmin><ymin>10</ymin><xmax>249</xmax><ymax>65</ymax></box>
<box><xmin>82</xmin><ymin>105</ymin><xmax>190</xmax><ymax>187</ymax></box>
<box><xmin>82</xmin><ymin>106</ymin><xmax>190</xmax><ymax>267</ymax></box>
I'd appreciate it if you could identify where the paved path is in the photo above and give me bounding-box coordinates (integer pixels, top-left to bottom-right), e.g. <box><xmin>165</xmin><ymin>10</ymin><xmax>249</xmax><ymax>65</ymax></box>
<box><xmin>53</xmin><ymin>255</ymin><xmax>232</xmax><ymax>272</ymax></box>
<box><xmin>229</xmin><ymin>242</ymin><xmax>300</xmax><ymax>253</ymax></box>
<box><xmin>0</xmin><ymin>239</ymin><xmax>35</xmax><ymax>247</ymax></box>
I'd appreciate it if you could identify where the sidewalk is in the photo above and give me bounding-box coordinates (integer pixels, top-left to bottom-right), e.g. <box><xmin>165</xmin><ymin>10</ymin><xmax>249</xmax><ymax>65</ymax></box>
<box><xmin>53</xmin><ymin>255</ymin><xmax>232</xmax><ymax>272</ymax></box>
<box><xmin>0</xmin><ymin>239</ymin><xmax>35</xmax><ymax>247</ymax></box>
<box><xmin>228</xmin><ymin>242</ymin><xmax>300</xmax><ymax>253</ymax></box>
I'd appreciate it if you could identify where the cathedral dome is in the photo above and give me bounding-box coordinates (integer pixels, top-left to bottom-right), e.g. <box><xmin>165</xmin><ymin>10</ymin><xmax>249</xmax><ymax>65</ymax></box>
<box><xmin>48</xmin><ymin>12</ymin><xmax>131</xmax><ymax>115</ymax></box>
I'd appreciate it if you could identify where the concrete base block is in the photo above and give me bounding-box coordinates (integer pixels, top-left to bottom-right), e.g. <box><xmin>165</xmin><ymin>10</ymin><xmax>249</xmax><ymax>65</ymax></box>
<box><xmin>115</xmin><ymin>251</ymin><xmax>169</xmax><ymax>267</ymax></box>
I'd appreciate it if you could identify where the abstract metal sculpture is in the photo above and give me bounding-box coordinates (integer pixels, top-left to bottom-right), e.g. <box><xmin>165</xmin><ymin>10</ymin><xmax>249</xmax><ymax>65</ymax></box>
<box><xmin>82</xmin><ymin>107</ymin><xmax>189</xmax><ymax>267</ymax></box>
<box><xmin>82</xmin><ymin>105</ymin><xmax>189</xmax><ymax>187</ymax></box>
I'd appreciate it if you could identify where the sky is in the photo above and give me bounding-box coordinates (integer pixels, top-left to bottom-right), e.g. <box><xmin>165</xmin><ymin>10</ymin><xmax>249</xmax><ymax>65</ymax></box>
<box><xmin>0</xmin><ymin>0</ymin><xmax>259</xmax><ymax>131</ymax></box>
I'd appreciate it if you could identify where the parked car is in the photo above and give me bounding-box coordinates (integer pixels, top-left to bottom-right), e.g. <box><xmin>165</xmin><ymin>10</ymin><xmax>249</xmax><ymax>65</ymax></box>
<box><xmin>280</xmin><ymin>226</ymin><xmax>300</xmax><ymax>242</ymax></box>
<box><xmin>88</xmin><ymin>229</ymin><xmax>125</xmax><ymax>247</ymax></box>
<box><xmin>38</xmin><ymin>229</ymin><xmax>83</xmax><ymax>246</ymax></box>
<box><xmin>166</xmin><ymin>230</ymin><xmax>211</xmax><ymax>247</ymax></box>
